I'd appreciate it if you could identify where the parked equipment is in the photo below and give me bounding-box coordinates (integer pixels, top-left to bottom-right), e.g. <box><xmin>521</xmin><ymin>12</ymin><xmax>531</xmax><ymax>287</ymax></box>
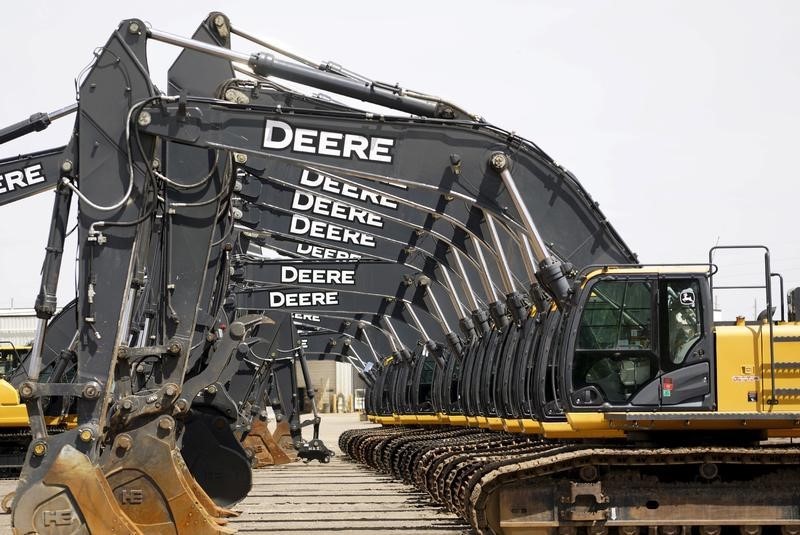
<box><xmin>0</xmin><ymin>11</ymin><xmax>797</xmax><ymax>535</ymax></box>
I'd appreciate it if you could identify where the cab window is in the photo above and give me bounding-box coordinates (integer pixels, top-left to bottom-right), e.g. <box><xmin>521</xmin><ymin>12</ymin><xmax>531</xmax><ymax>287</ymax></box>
<box><xmin>662</xmin><ymin>280</ymin><xmax>703</xmax><ymax>368</ymax></box>
<box><xmin>573</xmin><ymin>280</ymin><xmax>655</xmax><ymax>402</ymax></box>
<box><xmin>577</xmin><ymin>280</ymin><xmax>652</xmax><ymax>351</ymax></box>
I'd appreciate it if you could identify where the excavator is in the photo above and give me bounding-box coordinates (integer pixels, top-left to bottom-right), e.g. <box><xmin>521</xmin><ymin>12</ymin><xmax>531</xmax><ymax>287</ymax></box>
<box><xmin>0</xmin><ymin>16</ymin><xmax>335</xmax><ymax>482</ymax></box>
<box><xmin>0</xmin><ymin>342</ymin><xmax>30</xmax><ymax>478</ymax></box>
<box><xmin>0</xmin><ymin>10</ymin><xmax>796</xmax><ymax>535</ymax></box>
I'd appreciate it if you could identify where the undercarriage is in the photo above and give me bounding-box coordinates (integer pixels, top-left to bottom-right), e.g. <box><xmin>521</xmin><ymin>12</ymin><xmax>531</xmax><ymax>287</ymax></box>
<box><xmin>341</xmin><ymin>426</ymin><xmax>800</xmax><ymax>535</ymax></box>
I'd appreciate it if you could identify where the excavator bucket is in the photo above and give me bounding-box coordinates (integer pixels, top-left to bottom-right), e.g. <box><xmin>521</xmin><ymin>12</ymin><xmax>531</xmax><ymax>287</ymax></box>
<box><xmin>11</xmin><ymin>433</ymin><xmax>238</xmax><ymax>534</ymax></box>
<box><xmin>178</xmin><ymin>458</ymin><xmax>239</xmax><ymax>520</ymax></box>
<box><xmin>179</xmin><ymin>409</ymin><xmax>252</xmax><ymax>508</ymax></box>
<box><xmin>100</xmin><ymin>419</ymin><xmax>235</xmax><ymax>534</ymax></box>
<box><xmin>272</xmin><ymin>421</ymin><xmax>298</xmax><ymax>462</ymax></box>
<box><xmin>241</xmin><ymin>419</ymin><xmax>292</xmax><ymax>468</ymax></box>
<box><xmin>12</xmin><ymin>444</ymin><xmax>143</xmax><ymax>534</ymax></box>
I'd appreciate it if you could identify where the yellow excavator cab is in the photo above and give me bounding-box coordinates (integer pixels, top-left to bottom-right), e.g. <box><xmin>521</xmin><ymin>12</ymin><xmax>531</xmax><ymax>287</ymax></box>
<box><xmin>0</xmin><ymin>378</ymin><xmax>28</xmax><ymax>427</ymax></box>
<box><xmin>0</xmin><ymin>344</ymin><xmax>29</xmax><ymax>427</ymax></box>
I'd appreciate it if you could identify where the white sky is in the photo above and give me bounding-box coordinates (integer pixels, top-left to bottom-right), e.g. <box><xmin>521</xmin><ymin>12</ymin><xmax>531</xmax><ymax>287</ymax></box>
<box><xmin>0</xmin><ymin>0</ymin><xmax>798</xmax><ymax>320</ymax></box>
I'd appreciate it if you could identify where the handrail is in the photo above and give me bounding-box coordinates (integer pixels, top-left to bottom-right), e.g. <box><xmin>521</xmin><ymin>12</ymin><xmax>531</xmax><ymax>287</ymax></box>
<box><xmin>709</xmin><ymin>245</ymin><xmax>776</xmax><ymax>405</ymax></box>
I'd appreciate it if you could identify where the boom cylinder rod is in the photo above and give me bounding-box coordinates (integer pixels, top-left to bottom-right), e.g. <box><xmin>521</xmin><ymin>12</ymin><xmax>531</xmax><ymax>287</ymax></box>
<box><xmin>495</xmin><ymin>163</ymin><xmax>549</xmax><ymax>264</ymax></box>
<box><xmin>26</xmin><ymin>319</ymin><xmax>47</xmax><ymax>381</ymax></box>
<box><xmin>118</xmin><ymin>288</ymin><xmax>137</xmax><ymax>346</ymax></box>
<box><xmin>48</xmin><ymin>103</ymin><xmax>79</xmax><ymax>122</ymax></box>
<box><xmin>148</xmin><ymin>27</ymin><xmax>251</xmax><ymax>62</ymax></box>
<box><xmin>379</xmin><ymin>317</ymin><xmax>402</xmax><ymax>354</ymax></box>
<box><xmin>345</xmin><ymin>349</ymin><xmax>366</xmax><ymax>369</ymax></box>
<box><xmin>451</xmin><ymin>249</ymin><xmax>479</xmax><ymax>311</ymax></box>
<box><xmin>484</xmin><ymin>213</ymin><xmax>516</xmax><ymax>294</ymax></box>
<box><xmin>440</xmin><ymin>264</ymin><xmax>468</xmax><ymax>317</ymax></box>
<box><xmin>490</xmin><ymin>153</ymin><xmax>571</xmax><ymax>306</ymax></box>
<box><xmin>518</xmin><ymin>231</ymin><xmax>539</xmax><ymax>282</ymax></box>
<box><xmin>405</xmin><ymin>305</ymin><xmax>431</xmax><ymax>344</ymax></box>
<box><xmin>28</xmin><ymin>183</ymin><xmax>73</xmax><ymax>381</ymax></box>
<box><xmin>230</xmin><ymin>26</ymin><xmax>317</xmax><ymax>69</ymax></box>
<box><xmin>472</xmin><ymin>240</ymin><xmax>500</xmax><ymax>302</ymax></box>
<box><xmin>147</xmin><ymin>28</ymin><xmax>439</xmax><ymax>117</ymax></box>
<box><xmin>358</xmin><ymin>326</ymin><xmax>381</xmax><ymax>363</ymax></box>
<box><xmin>137</xmin><ymin>317</ymin><xmax>151</xmax><ymax>347</ymax></box>
<box><xmin>423</xmin><ymin>286</ymin><xmax>452</xmax><ymax>334</ymax></box>
<box><xmin>346</xmin><ymin>348</ymin><xmax>373</xmax><ymax>386</ymax></box>
<box><xmin>0</xmin><ymin>103</ymin><xmax>77</xmax><ymax>145</ymax></box>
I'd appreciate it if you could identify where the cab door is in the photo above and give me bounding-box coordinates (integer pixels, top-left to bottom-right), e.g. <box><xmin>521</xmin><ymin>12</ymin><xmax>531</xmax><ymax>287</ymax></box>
<box><xmin>567</xmin><ymin>274</ymin><xmax>714</xmax><ymax>411</ymax></box>
<box><xmin>654</xmin><ymin>278</ymin><xmax>715</xmax><ymax>408</ymax></box>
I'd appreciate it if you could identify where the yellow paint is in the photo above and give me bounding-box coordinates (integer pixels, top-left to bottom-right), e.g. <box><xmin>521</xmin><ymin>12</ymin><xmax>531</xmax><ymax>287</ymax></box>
<box><xmin>414</xmin><ymin>414</ymin><xmax>440</xmax><ymax>425</ymax></box>
<box><xmin>540</xmin><ymin>421</ymin><xmax>573</xmax><ymax>437</ymax></box>
<box><xmin>44</xmin><ymin>414</ymin><xmax>77</xmax><ymax>429</ymax></box>
<box><xmin>447</xmin><ymin>415</ymin><xmax>468</xmax><ymax>426</ymax></box>
<box><xmin>759</xmin><ymin>323</ymin><xmax>800</xmax><ymax>413</ymax></box>
<box><xmin>486</xmin><ymin>417</ymin><xmax>505</xmax><ymax>431</ymax></box>
<box><xmin>583</xmin><ymin>265</ymin><xmax>709</xmax><ymax>286</ymax></box>
<box><xmin>519</xmin><ymin>419</ymin><xmax>543</xmax><ymax>435</ymax></box>
<box><xmin>0</xmin><ymin>404</ymin><xmax>28</xmax><ymax>426</ymax></box>
<box><xmin>542</xmin><ymin>420</ymin><xmax>625</xmax><ymax>438</ymax></box>
<box><xmin>715</xmin><ymin>322</ymin><xmax>800</xmax><ymax>415</ymax></box>
<box><xmin>0</xmin><ymin>379</ymin><xmax>28</xmax><ymax>427</ymax></box>
<box><xmin>502</xmin><ymin>418</ymin><xmax>523</xmax><ymax>433</ymax></box>
<box><xmin>0</xmin><ymin>379</ymin><xmax>20</xmax><ymax>406</ymax></box>
<box><xmin>566</xmin><ymin>412</ymin><xmax>611</xmax><ymax>431</ymax></box>
<box><xmin>715</xmin><ymin>324</ymin><xmax>763</xmax><ymax>412</ymax></box>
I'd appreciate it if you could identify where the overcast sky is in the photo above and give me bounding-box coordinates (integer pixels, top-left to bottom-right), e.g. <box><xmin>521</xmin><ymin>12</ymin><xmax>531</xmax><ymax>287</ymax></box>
<box><xmin>0</xmin><ymin>1</ymin><xmax>797</xmax><ymax>319</ymax></box>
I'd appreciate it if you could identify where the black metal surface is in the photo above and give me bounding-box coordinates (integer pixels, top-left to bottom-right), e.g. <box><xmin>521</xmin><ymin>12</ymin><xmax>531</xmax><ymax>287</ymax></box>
<box><xmin>180</xmin><ymin>407</ymin><xmax>252</xmax><ymax>507</ymax></box>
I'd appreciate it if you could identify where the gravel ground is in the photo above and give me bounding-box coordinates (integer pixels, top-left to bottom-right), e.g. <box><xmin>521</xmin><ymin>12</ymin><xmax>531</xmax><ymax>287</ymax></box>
<box><xmin>0</xmin><ymin>413</ymin><xmax>470</xmax><ymax>534</ymax></box>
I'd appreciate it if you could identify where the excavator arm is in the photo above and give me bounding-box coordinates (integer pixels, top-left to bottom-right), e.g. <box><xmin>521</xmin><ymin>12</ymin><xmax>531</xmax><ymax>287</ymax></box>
<box><xmin>1</xmin><ymin>12</ymin><xmax>660</xmax><ymax>535</ymax></box>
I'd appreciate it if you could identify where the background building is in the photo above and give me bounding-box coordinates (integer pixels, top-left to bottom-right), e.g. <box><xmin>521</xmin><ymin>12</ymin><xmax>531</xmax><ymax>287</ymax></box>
<box><xmin>301</xmin><ymin>361</ymin><xmax>364</xmax><ymax>413</ymax></box>
<box><xmin>0</xmin><ymin>308</ymin><xmax>37</xmax><ymax>347</ymax></box>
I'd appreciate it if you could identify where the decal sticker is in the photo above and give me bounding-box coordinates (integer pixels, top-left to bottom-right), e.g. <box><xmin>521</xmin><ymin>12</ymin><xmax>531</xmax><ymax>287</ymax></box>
<box><xmin>662</xmin><ymin>377</ymin><xmax>673</xmax><ymax>398</ymax></box>
<box><xmin>280</xmin><ymin>265</ymin><xmax>356</xmax><ymax>285</ymax></box>
<box><xmin>679</xmin><ymin>288</ymin><xmax>696</xmax><ymax>307</ymax></box>
<box><xmin>295</xmin><ymin>243</ymin><xmax>361</xmax><ymax>259</ymax></box>
<box><xmin>268</xmin><ymin>290</ymin><xmax>339</xmax><ymax>307</ymax></box>
<box><xmin>292</xmin><ymin>313</ymin><xmax>321</xmax><ymax>323</ymax></box>
<box><xmin>263</xmin><ymin>120</ymin><xmax>395</xmax><ymax>163</ymax></box>
<box><xmin>299</xmin><ymin>170</ymin><xmax>399</xmax><ymax>209</ymax></box>
<box><xmin>291</xmin><ymin>190</ymin><xmax>385</xmax><ymax>228</ymax></box>
<box><xmin>288</xmin><ymin>214</ymin><xmax>376</xmax><ymax>247</ymax></box>
<box><xmin>0</xmin><ymin>163</ymin><xmax>46</xmax><ymax>195</ymax></box>
<box><xmin>731</xmin><ymin>375</ymin><xmax>759</xmax><ymax>383</ymax></box>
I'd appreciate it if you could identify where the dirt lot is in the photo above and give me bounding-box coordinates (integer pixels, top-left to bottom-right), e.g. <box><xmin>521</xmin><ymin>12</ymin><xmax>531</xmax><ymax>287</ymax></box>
<box><xmin>0</xmin><ymin>413</ymin><xmax>469</xmax><ymax>534</ymax></box>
